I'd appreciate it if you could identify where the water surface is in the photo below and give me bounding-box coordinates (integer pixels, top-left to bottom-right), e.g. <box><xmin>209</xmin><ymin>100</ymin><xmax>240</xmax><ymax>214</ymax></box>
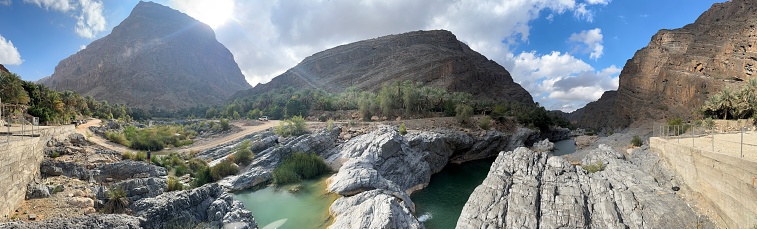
<box><xmin>233</xmin><ymin>176</ymin><xmax>337</xmax><ymax>229</ymax></box>
<box><xmin>411</xmin><ymin>159</ymin><xmax>494</xmax><ymax>229</ymax></box>
<box><xmin>552</xmin><ymin>139</ymin><xmax>577</xmax><ymax>156</ymax></box>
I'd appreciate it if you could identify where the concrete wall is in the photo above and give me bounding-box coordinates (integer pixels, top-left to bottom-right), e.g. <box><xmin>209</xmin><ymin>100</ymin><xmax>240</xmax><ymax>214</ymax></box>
<box><xmin>0</xmin><ymin>125</ymin><xmax>75</xmax><ymax>220</ymax></box>
<box><xmin>650</xmin><ymin>137</ymin><xmax>757</xmax><ymax>229</ymax></box>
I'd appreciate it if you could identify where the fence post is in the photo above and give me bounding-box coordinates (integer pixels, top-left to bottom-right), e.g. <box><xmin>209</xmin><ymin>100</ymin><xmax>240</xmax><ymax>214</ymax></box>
<box><xmin>712</xmin><ymin>125</ymin><xmax>715</xmax><ymax>153</ymax></box>
<box><xmin>741</xmin><ymin>125</ymin><xmax>744</xmax><ymax>158</ymax></box>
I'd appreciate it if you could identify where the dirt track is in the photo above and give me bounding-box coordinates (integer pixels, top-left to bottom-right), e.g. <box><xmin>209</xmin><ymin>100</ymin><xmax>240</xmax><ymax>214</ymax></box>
<box><xmin>75</xmin><ymin>119</ymin><xmax>280</xmax><ymax>154</ymax></box>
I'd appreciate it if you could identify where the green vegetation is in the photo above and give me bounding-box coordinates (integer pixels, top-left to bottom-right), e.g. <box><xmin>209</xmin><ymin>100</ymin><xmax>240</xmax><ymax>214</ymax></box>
<box><xmin>399</xmin><ymin>122</ymin><xmax>408</xmax><ymax>135</ymax></box>
<box><xmin>106</xmin><ymin>125</ymin><xmax>196</xmax><ymax>151</ymax></box>
<box><xmin>631</xmin><ymin>135</ymin><xmax>643</xmax><ymax>147</ymax></box>
<box><xmin>102</xmin><ymin>187</ymin><xmax>129</xmax><ymax>214</ymax></box>
<box><xmin>581</xmin><ymin>161</ymin><xmax>607</xmax><ymax>173</ymax></box>
<box><xmin>166</xmin><ymin>176</ymin><xmax>184</xmax><ymax>191</ymax></box>
<box><xmin>51</xmin><ymin>185</ymin><xmax>64</xmax><ymax>194</ymax></box>
<box><xmin>702</xmin><ymin>79</ymin><xmax>757</xmax><ymax>120</ymax></box>
<box><xmin>233</xmin><ymin>140</ymin><xmax>254</xmax><ymax>166</ymax></box>
<box><xmin>210</xmin><ymin>159</ymin><xmax>239</xmax><ymax>181</ymax></box>
<box><xmin>479</xmin><ymin>116</ymin><xmax>491</xmax><ymax>130</ymax></box>
<box><xmin>272</xmin><ymin>153</ymin><xmax>331</xmax><ymax>185</ymax></box>
<box><xmin>455</xmin><ymin>104</ymin><xmax>474</xmax><ymax>124</ymax></box>
<box><xmin>1</xmin><ymin>71</ymin><xmax>147</xmax><ymax>124</ymax></box>
<box><xmin>274</xmin><ymin>116</ymin><xmax>308</xmax><ymax>137</ymax></box>
<box><xmin>326</xmin><ymin>119</ymin><xmax>335</xmax><ymax>130</ymax></box>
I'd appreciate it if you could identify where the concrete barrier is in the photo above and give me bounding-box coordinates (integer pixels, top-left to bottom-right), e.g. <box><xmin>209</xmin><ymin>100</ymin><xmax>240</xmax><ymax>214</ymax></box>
<box><xmin>0</xmin><ymin>125</ymin><xmax>75</xmax><ymax>220</ymax></box>
<box><xmin>650</xmin><ymin>137</ymin><xmax>757</xmax><ymax>229</ymax></box>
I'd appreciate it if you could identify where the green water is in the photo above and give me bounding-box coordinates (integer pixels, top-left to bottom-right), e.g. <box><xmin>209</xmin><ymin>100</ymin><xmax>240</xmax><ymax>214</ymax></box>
<box><xmin>233</xmin><ymin>176</ymin><xmax>337</xmax><ymax>229</ymax></box>
<box><xmin>411</xmin><ymin>159</ymin><xmax>495</xmax><ymax>229</ymax></box>
<box><xmin>553</xmin><ymin>139</ymin><xmax>577</xmax><ymax>156</ymax></box>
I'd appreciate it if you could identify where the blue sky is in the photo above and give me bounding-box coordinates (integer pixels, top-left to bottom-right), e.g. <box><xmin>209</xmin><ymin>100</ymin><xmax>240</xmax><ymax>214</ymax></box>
<box><xmin>0</xmin><ymin>0</ymin><xmax>723</xmax><ymax>111</ymax></box>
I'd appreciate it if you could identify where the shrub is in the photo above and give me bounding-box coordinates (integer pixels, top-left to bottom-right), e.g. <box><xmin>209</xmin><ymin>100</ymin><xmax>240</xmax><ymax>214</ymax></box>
<box><xmin>234</xmin><ymin>148</ymin><xmax>254</xmax><ymax>166</ymax></box>
<box><xmin>51</xmin><ymin>151</ymin><xmax>60</xmax><ymax>158</ymax></box>
<box><xmin>455</xmin><ymin>104</ymin><xmax>474</xmax><ymax>124</ymax></box>
<box><xmin>103</xmin><ymin>187</ymin><xmax>129</xmax><ymax>214</ymax></box>
<box><xmin>151</xmin><ymin>156</ymin><xmax>162</xmax><ymax>166</ymax></box>
<box><xmin>581</xmin><ymin>161</ymin><xmax>606</xmax><ymax>173</ymax></box>
<box><xmin>174</xmin><ymin>165</ymin><xmax>190</xmax><ymax>177</ymax></box>
<box><xmin>274</xmin><ymin>116</ymin><xmax>308</xmax><ymax>137</ymax></box>
<box><xmin>188</xmin><ymin>158</ymin><xmax>208</xmax><ymax>171</ymax></box>
<box><xmin>631</xmin><ymin>135</ymin><xmax>643</xmax><ymax>147</ymax></box>
<box><xmin>167</xmin><ymin>176</ymin><xmax>184</xmax><ymax>191</ymax></box>
<box><xmin>121</xmin><ymin>151</ymin><xmax>133</xmax><ymax>160</ymax></box>
<box><xmin>106</xmin><ymin>131</ymin><xmax>130</xmax><ymax>147</ymax></box>
<box><xmin>479</xmin><ymin>116</ymin><xmax>491</xmax><ymax>130</ymax></box>
<box><xmin>51</xmin><ymin>185</ymin><xmax>64</xmax><ymax>194</ymax></box>
<box><xmin>220</xmin><ymin>119</ymin><xmax>231</xmax><ymax>131</ymax></box>
<box><xmin>327</xmin><ymin>119</ymin><xmax>335</xmax><ymax>130</ymax></box>
<box><xmin>399</xmin><ymin>123</ymin><xmax>407</xmax><ymax>135</ymax></box>
<box><xmin>272</xmin><ymin>153</ymin><xmax>331</xmax><ymax>185</ymax></box>
<box><xmin>192</xmin><ymin>167</ymin><xmax>213</xmax><ymax>187</ymax></box>
<box><xmin>210</xmin><ymin>160</ymin><xmax>239</xmax><ymax>181</ymax></box>
<box><xmin>135</xmin><ymin>151</ymin><xmax>148</xmax><ymax>161</ymax></box>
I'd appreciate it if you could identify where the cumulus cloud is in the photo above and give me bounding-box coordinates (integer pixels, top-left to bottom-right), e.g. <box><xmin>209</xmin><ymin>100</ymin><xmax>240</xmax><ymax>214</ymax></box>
<box><xmin>0</xmin><ymin>0</ymin><xmax>12</xmax><ymax>6</ymax></box>
<box><xmin>0</xmin><ymin>34</ymin><xmax>23</xmax><ymax>65</ymax></box>
<box><xmin>23</xmin><ymin>0</ymin><xmax>106</xmax><ymax>39</ymax></box>
<box><xmin>586</xmin><ymin>0</ymin><xmax>611</xmax><ymax>5</ymax></box>
<box><xmin>169</xmin><ymin>0</ymin><xmax>614</xmax><ymax>111</ymax></box>
<box><xmin>75</xmin><ymin>0</ymin><xmax>106</xmax><ymax>39</ymax></box>
<box><xmin>569</xmin><ymin>28</ymin><xmax>604</xmax><ymax>60</ymax></box>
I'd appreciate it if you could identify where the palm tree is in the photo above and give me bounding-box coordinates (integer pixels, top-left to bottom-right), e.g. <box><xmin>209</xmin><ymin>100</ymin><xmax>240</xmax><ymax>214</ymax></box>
<box><xmin>719</xmin><ymin>87</ymin><xmax>735</xmax><ymax>120</ymax></box>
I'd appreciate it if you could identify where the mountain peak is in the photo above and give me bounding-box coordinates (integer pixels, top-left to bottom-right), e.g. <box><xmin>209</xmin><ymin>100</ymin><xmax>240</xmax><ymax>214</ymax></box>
<box><xmin>40</xmin><ymin>2</ymin><xmax>250</xmax><ymax>110</ymax></box>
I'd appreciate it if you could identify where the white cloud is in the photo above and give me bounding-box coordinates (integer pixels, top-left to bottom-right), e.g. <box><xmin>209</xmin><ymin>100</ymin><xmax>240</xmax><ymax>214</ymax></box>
<box><xmin>586</xmin><ymin>0</ymin><xmax>611</xmax><ymax>5</ymax></box>
<box><xmin>75</xmin><ymin>0</ymin><xmax>106</xmax><ymax>39</ymax></box>
<box><xmin>23</xmin><ymin>0</ymin><xmax>72</xmax><ymax>11</ymax></box>
<box><xmin>0</xmin><ymin>0</ymin><xmax>12</xmax><ymax>6</ymax></box>
<box><xmin>569</xmin><ymin>28</ymin><xmax>604</xmax><ymax>60</ymax></box>
<box><xmin>80</xmin><ymin>44</ymin><xmax>86</xmax><ymax>50</ymax></box>
<box><xmin>23</xmin><ymin>0</ymin><xmax>106</xmax><ymax>39</ymax></box>
<box><xmin>0</xmin><ymin>35</ymin><xmax>23</xmax><ymax>65</ymax></box>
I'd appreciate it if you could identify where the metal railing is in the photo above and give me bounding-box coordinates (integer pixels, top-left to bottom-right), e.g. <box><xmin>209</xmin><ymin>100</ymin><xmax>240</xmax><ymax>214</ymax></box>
<box><xmin>655</xmin><ymin>120</ymin><xmax>756</xmax><ymax>160</ymax></box>
<box><xmin>1</xmin><ymin>101</ymin><xmax>40</xmax><ymax>144</ymax></box>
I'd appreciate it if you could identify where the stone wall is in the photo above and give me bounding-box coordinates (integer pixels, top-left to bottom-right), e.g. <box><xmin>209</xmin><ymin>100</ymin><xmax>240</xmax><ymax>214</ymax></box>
<box><xmin>0</xmin><ymin>125</ymin><xmax>75</xmax><ymax>220</ymax></box>
<box><xmin>650</xmin><ymin>137</ymin><xmax>757</xmax><ymax>228</ymax></box>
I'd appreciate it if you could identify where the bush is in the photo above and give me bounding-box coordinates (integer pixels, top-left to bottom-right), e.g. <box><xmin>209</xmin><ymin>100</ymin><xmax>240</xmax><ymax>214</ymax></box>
<box><xmin>106</xmin><ymin>131</ymin><xmax>131</xmax><ymax>147</ymax></box>
<box><xmin>327</xmin><ymin>119</ymin><xmax>335</xmax><ymax>130</ymax></box>
<box><xmin>167</xmin><ymin>176</ymin><xmax>184</xmax><ymax>191</ymax></box>
<box><xmin>174</xmin><ymin>165</ymin><xmax>190</xmax><ymax>177</ymax></box>
<box><xmin>151</xmin><ymin>156</ymin><xmax>162</xmax><ymax>166</ymax></box>
<box><xmin>220</xmin><ymin>119</ymin><xmax>231</xmax><ymax>131</ymax></box>
<box><xmin>188</xmin><ymin>158</ymin><xmax>208</xmax><ymax>171</ymax></box>
<box><xmin>135</xmin><ymin>151</ymin><xmax>148</xmax><ymax>161</ymax></box>
<box><xmin>631</xmin><ymin>135</ymin><xmax>643</xmax><ymax>147</ymax></box>
<box><xmin>274</xmin><ymin>116</ymin><xmax>308</xmax><ymax>137</ymax></box>
<box><xmin>581</xmin><ymin>161</ymin><xmax>606</xmax><ymax>173</ymax></box>
<box><xmin>272</xmin><ymin>153</ymin><xmax>331</xmax><ymax>185</ymax></box>
<box><xmin>399</xmin><ymin>123</ymin><xmax>407</xmax><ymax>135</ymax></box>
<box><xmin>234</xmin><ymin>148</ymin><xmax>254</xmax><ymax>166</ymax></box>
<box><xmin>210</xmin><ymin>160</ymin><xmax>239</xmax><ymax>181</ymax></box>
<box><xmin>103</xmin><ymin>187</ymin><xmax>128</xmax><ymax>214</ymax></box>
<box><xmin>192</xmin><ymin>167</ymin><xmax>213</xmax><ymax>187</ymax></box>
<box><xmin>479</xmin><ymin>116</ymin><xmax>491</xmax><ymax>130</ymax></box>
<box><xmin>121</xmin><ymin>151</ymin><xmax>134</xmax><ymax>160</ymax></box>
<box><xmin>455</xmin><ymin>104</ymin><xmax>474</xmax><ymax>124</ymax></box>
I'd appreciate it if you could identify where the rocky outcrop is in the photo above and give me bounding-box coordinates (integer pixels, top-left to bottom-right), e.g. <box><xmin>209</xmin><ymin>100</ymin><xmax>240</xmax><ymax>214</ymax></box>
<box><xmin>233</xmin><ymin>30</ymin><xmax>533</xmax><ymax>105</ymax></box>
<box><xmin>0</xmin><ymin>214</ymin><xmax>143</xmax><ymax>229</ymax></box>
<box><xmin>219</xmin><ymin>127</ymin><xmax>340</xmax><ymax>191</ymax></box>
<box><xmin>40</xmin><ymin>159</ymin><xmax>90</xmax><ymax>180</ymax></box>
<box><xmin>92</xmin><ymin>177</ymin><xmax>167</xmax><ymax>206</ymax></box>
<box><xmin>568</xmin><ymin>91</ymin><xmax>618</xmax><ymax>130</ymax></box>
<box><xmin>197</xmin><ymin>131</ymin><xmax>276</xmax><ymax>162</ymax></box>
<box><xmin>324</xmin><ymin>126</ymin><xmax>539</xmax><ymax>229</ymax></box>
<box><xmin>38</xmin><ymin>1</ymin><xmax>251</xmax><ymax>110</ymax></box>
<box><xmin>573</xmin><ymin>0</ymin><xmax>757</xmax><ymax>128</ymax></box>
<box><xmin>25</xmin><ymin>182</ymin><xmax>51</xmax><ymax>200</ymax></box>
<box><xmin>131</xmin><ymin>183</ymin><xmax>255</xmax><ymax>229</ymax></box>
<box><xmin>93</xmin><ymin>161</ymin><xmax>166</xmax><ymax>182</ymax></box>
<box><xmin>531</xmin><ymin>139</ymin><xmax>554</xmax><ymax>152</ymax></box>
<box><xmin>456</xmin><ymin>145</ymin><xmax>712</xmax><ymax>228</ymax></box>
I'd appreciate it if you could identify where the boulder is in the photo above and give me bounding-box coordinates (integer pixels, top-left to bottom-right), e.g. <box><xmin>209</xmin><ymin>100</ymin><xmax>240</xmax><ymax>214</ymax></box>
<box><xmin>329</xmin><ymin>189</ymin><xmax>421</xmax><ymax>229</ymax></box>
<box><xmin>40</xmin><ymin>159</ymin><xmax>90</xmax><ymax>180</ymax></box>
<box><xmin>94</xmin><ymin>161</ymin><xmax>166</xmax><ymax>182</ymax></box>
<box><xmin>531</xmin><ymin>139</ymin><xmax>554</xmax><ymax>152</ymax></box>
<box><xmin>456</xmin><ymin>145</ymin><xmax>713</xmax><ymax>228</ymax></box>
<box><xmin>131</xmin><ymin>183</ymin><xmax>256</xmax><ymax>229</ymax></box>
<box><xmin>25</xmin><ymin>182</ymin><xmax>51</xmax><ymax>199</ymax></box>
<box><xmin>93</xmin><ymin>177</ymin><xmax>167</xmax><ymax>205</ymax></box>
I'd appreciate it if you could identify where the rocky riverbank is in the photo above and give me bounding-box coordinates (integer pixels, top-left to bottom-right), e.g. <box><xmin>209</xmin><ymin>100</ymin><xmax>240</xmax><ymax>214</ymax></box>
<box><xmin>0</xmin><ymin>133</ymin><xmax>257</xmax><ymax>229</ymax></box>
<box><xmin>456</xmin><ymin>145</ymin><xmax>714</xmax><ymax>228</ymax></box>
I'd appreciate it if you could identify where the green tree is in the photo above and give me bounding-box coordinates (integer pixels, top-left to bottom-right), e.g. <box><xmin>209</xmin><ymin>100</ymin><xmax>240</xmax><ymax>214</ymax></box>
<box><xmin>0</xmin><ymin>72</ymin><xmax>30</xmax><ymax>107</ymax></box>
<box><xmin>455</xmin><ymin>104</ymin><xmax>474</xmax><ymax>124</ymax></box>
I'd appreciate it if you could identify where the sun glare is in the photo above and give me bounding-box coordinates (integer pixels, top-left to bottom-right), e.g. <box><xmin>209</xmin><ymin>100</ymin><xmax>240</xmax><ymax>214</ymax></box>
<box><xmin>185</xmin><ymin>0</ymin><xmax>234</xmax><ymax>29</ymax></box>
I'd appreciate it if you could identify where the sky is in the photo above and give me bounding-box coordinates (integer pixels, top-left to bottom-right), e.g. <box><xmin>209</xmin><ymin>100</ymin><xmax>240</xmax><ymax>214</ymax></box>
<box><xmin>0</xmin><ymin>0</ymin><xmax>724</xmax><ymax>112</ymax></box>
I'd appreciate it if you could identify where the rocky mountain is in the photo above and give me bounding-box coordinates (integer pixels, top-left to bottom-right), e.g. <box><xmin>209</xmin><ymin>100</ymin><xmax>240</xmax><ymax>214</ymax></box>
<box><xmin>234</xmin><ymin>30</ymin><xmax>534</xmax><ymax>104</ymax></box>
<box><xmin>0</xmin><ymin>64</ymin><xmax>9</xmax><ymax>74</ymax></box>
<box><xmin>39</xmin><ymin>1</ymin><xmax>250</xmax><ymax>110</ymax></box>
<box><xmin>572</xmin><ymin>0</ymin><xmax>757</xmax><ymax>128</ymax></box>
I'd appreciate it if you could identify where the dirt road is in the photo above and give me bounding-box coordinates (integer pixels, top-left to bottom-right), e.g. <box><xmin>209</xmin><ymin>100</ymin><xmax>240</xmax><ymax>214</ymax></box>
<box><xmin>76</xmin><ymin>119</ymin><xmax>280</xmax><ymax>154</ymax></box>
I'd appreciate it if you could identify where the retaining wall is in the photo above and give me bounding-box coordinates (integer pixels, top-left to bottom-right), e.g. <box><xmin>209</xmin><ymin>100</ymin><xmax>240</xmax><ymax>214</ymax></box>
<box><xmin>0</xmin><ymin>125</ymin><xmax>75</xmax><ymax>220</ymax></box>
<box><xmin>650</xmin><ymin>137</ymin><xmax>757</xmax><ymax>228</ymax></box>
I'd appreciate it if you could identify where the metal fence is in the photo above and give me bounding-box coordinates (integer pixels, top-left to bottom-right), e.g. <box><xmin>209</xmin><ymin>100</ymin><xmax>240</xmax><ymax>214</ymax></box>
<box><xmin>1</xmin><ymin>100</ymin><xmax>40</xmax><ymax>145</ymax></box>
<box><xmin>655</xmin><ymin>120</ymin><xmax>757</xmax><ymax>160</ymax></box>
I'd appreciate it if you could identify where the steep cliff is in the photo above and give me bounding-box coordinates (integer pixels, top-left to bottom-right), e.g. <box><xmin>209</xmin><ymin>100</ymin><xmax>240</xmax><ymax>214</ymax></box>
<box><xmin>39</xmin><ymin>1</ymin><xmax>251</xmax><ymax>110</ymax></box>
<box><xmin>574</xmin><ymin>0</ymin><xmax>757</xmax><ymax>128</ymax></box>
<box><xmin>233</xmin><ymin>30</ymin><xmax>534</xmax><ymax>104</ymax></box>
